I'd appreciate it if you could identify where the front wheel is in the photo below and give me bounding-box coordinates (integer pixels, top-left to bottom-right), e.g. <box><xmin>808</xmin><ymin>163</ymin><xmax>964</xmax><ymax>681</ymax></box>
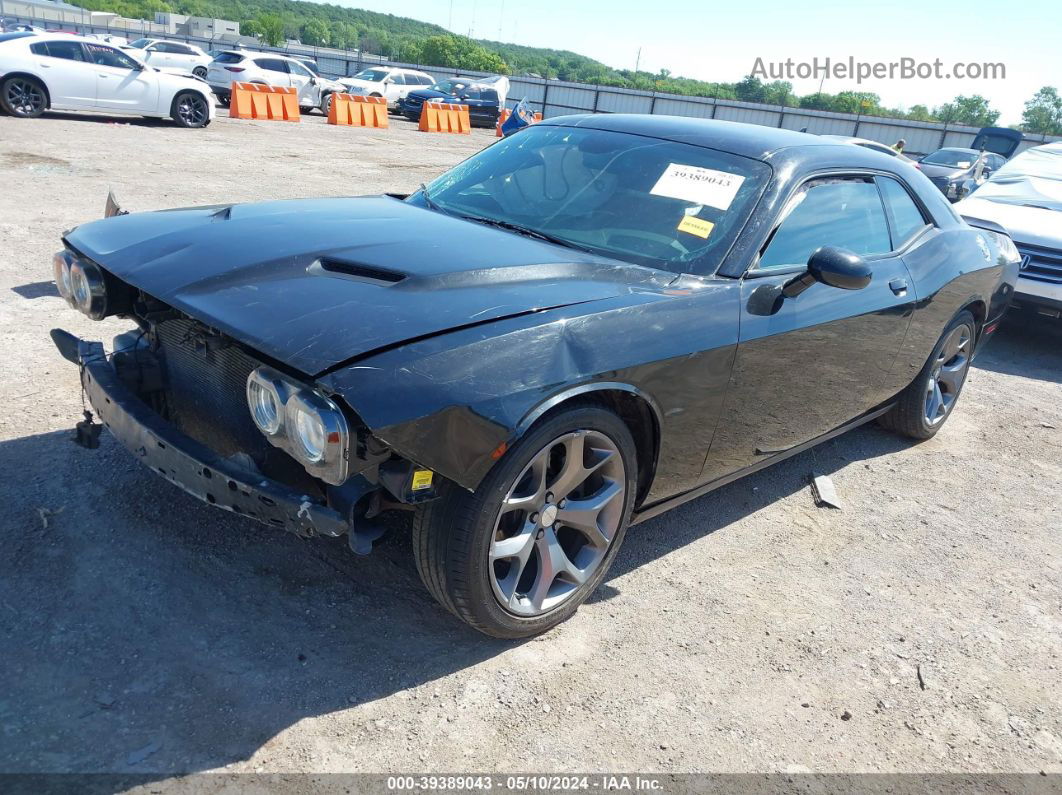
<box><xmin>171</xmin><ymin>91</ymin><xmax>210</xmax><ymax>128</ymax></box>
<box><xmin>193</xmin><ymin>66</ymin><xmax>207</xmax><ymax>79</ymax></box>
<box><xmin>320</xmin><ymin>93</ymin><xmax>334</xmax><ymax>115</ymax></box>
<box><xmin>413</xmin><ymin>405</ymin><xmax>637</xmax><ymax>638</ymax></box>
<box><xmin>1</xmin><ymin>75</ymin><xmax>47</xmax><ymax>118</ymax></box>
<box><xmin>880</xmin><ymin>310</ymin><xmax>975</xmax><ymax>439</ymax></box>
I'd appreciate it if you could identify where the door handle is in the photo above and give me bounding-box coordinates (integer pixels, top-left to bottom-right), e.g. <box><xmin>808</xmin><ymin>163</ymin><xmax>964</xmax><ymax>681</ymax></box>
<box><xmin>889</xmin><ymin>278</ymin><xmax>908</xmax><ymax>297</ymax></box>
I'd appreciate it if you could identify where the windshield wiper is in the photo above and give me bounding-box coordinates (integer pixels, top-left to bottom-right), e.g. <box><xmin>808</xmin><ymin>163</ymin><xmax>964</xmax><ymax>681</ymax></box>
<box><xmin>457</xmin><ymin>214</ymin><xmax>594</xmax><ymax>254</ymax></box>
<box><xmin>419</xmin><ymin>182</ymin><xmax>446</xmax><ymax>214</ymax></box>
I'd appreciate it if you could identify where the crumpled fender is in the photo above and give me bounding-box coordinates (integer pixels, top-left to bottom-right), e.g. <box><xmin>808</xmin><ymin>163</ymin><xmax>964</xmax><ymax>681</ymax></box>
<box><xmin>319</xmin><ymin>278</ymin><xmax>741</xmax><ymax>500</ymax></box>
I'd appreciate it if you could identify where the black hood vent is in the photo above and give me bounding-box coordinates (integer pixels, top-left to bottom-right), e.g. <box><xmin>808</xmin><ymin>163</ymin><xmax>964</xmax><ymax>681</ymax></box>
<box><xmin>314</xmin><ymin>258</ymin><xmax>406</xmax><ymax>285</ymax></box>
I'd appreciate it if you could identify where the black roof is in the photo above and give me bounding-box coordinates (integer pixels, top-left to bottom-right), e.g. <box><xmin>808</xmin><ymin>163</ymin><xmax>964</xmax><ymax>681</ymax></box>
<box><xmin>543</xmin><ymin>114</ymin><xmax>844</xmax><ymax>160</ymax></box>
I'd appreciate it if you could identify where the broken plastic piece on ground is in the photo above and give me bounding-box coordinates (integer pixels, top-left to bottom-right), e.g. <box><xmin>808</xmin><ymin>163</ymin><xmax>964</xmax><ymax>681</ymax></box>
<box><xmin>811</xmin><ymin>473</ymin><xmax>842</xmax><ymax>509</ymax></box>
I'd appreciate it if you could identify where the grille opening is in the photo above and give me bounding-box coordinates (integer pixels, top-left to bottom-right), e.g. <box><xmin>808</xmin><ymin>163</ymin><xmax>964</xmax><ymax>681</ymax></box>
<box><xmin>317</xmin><ymin>258</ymin><xmax>406</xmax><ymax>284</ymax></box>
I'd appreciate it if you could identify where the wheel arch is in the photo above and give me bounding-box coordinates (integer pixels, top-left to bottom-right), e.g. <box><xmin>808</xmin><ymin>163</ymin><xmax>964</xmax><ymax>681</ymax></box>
<box><xmin>168</xmin><ymin>87</ymin><xmax>211</xmax><ymax>119</ymax></box>
<box><xmin>1</xmin><ymin>71</ymin><xmax>50</xmax><ymax>107</ymax></box>
<box><xmin>514</xmin><ymin>383</ymin><xmax>662</xmax><ymax>508</ymax></box>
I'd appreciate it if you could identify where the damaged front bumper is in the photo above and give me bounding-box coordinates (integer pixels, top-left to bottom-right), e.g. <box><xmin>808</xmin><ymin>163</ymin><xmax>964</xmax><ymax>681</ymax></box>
<box><xmin>51</xmin><ymin>329</ymin><xmax>350</xmax><ymax>539</ymax></box>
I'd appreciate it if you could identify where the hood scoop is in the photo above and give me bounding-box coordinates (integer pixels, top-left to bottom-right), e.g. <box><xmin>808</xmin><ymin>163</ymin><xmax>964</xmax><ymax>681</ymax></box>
<box><xmin>312</xmin><ymin>257</ymin><xmax>406</xmax><ymax>285</ymax></box>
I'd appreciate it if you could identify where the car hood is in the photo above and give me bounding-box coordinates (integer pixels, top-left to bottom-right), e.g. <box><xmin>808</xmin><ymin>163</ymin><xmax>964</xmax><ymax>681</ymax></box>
<box><xmin>64</xmin><ymin>197</ymin><xmax>661</xmax><ymax>376</ymax></box>
<box><xmin>956</xmin><ymin>195</ymin><xmax>1062</xmax><ymax>248</ymax></box>
<box><xmin>338</xmin><ymin>77</ymin><xmax>378</xmax><ymax>91</ymax></box>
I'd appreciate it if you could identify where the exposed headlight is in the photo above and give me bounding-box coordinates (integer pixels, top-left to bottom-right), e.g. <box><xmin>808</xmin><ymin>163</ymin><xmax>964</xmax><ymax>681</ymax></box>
<box><xmin>290</xmin><ymin>397</ymin><xmax>328</xmax><ymax>463</ymax></box>
<box><xmin>246</xmin><ymin>367</ymin><xmax>350</xmax><ymax>485</ymax></box>
<box><xmin>68</xmin><ymin>259</ymin><xmax>108</xmax><ymax>319</ymax></box>
<box><xmin>247</xmin><ymin>374</ymin><xmax>285</xmax><ymax>436</ymax></box>
<box><xmin>52</xmin><ymin>251</ymin><xmax>74</xmax><ymax>306</ymax></box>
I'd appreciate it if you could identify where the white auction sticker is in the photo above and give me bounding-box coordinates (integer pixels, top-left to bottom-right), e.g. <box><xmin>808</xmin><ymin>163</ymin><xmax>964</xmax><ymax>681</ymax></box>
<box><xmin>650</xmin><ymin>164</ymin><xmax>745</xmax><ymax>210</ymax></box>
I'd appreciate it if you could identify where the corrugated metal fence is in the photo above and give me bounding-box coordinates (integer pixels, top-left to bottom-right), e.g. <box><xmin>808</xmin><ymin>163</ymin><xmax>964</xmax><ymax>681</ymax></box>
<box><xmin>4</xmin><ymin>1</ymin><xmax>1060</xmax><ymax>156</ymax></box>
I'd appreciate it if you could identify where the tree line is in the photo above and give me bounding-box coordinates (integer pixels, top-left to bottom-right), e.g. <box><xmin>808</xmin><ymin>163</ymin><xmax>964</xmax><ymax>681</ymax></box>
<box><xmin>76</xmin><ymin>0</ymin><xmax>1062</xmax><ymax>134</ymax></box>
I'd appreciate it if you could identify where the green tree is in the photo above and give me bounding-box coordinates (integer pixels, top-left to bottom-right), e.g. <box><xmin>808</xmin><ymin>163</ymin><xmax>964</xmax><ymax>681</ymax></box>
<box><xmin>734</xmin><ymin>74</ymin><xmax>767</xmax><ymax>103</ymax></box>
<box><xmin>257</xmin><ymin>13</ymin><xmax>284</xmax><ymax>47</ymax></box>
<box><xmin>933</xmin><ymin>94</ymin><xmax>999</xmax><ymax>126</ymax></box>
<box><xmin>300</xmin><ymin>18</ymin><xmax>329</xmax><ymax>46</ymax></box>
<box><xmin>907</xmin><ymin>104</ymin><xmax>933</xmax><ymax>121</ymax></box>
<box><xmin>1021</xmin><ymin>86</ymin><xmax>1062</xmax><ymax>135</ymax></box>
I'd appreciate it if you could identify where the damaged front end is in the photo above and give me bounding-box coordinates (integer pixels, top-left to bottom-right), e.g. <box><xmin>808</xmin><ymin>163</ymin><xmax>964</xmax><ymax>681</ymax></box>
<box><xmin>51</xmin><ymin>230</ymin><xmax>441</xmax><ymax>555</ymax></box>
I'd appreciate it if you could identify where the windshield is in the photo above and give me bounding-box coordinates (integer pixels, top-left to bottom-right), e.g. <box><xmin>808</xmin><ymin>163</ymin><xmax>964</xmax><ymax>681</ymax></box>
<box><xmin>922</xmin><ymin>149</ymin><xmax>979</xmax><ymax>168</ymax></box>
<box><xmin>129</xmin><ymin>38</ymin><xmax>151</xmax><ymax>48</ymax></box>
<box><xmin>353</xmin><ymin>68</ymin><xmax>389</xmax><ymax>82</ymax></box>
<box><xmin>411</xmin><ymin>125</ymin><xmax>770</xmax><ymax>273</ymax></box>
<box><xmin>431</xmin><ymin>79</ymin><xmax>467</xmax><ymax>94</ymax></box>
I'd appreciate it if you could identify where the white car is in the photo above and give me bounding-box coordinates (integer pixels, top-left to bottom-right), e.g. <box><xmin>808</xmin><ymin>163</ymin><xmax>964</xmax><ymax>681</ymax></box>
<box><xmin>124</xmin><ymin>38</ymin><xmax>211</xmax><ymax>78</ymax></box>
<box><xmin>338</xmin><ymin>66</ymin><xmax>435</xmax><ymax>108</ymax></box>
<box><xmin>0</xmin><ymin>32</ymin><xmax>215</xmax><ymax>128</ymax></box>
<box><xmin>956</xmin><ymin>142</ymin><xmax>1062</xmax><ymax>320</ymax></box>
<box><xmin>206</xmin><ymin>50</ymin><xmax>344</xmax><ymax>114</ymax></box>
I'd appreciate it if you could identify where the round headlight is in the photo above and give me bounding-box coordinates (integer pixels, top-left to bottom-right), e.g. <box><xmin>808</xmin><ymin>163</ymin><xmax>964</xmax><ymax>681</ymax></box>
<box><xmin>248</xmin><ymin>379</ymin><xmax>282</xmax><ymax>435</ymax></box>
<box><xmin>52</xmin><ymin>252</ymin><xmax>74</xmax><ymax>305</ymax></box>
<box><xmin>290</xmin><ymin>401</ymin><xmax>327</xmax><ymax>463</ymax></box>
<box><xmin>68</xmin><ymin>260</ymin><xmax>108</xmax><ymax>319</ymax></box>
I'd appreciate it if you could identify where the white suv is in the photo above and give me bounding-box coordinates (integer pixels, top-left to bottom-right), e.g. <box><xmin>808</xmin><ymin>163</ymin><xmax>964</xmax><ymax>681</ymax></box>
<box><xmin>207</xmin><ymin>51</ymin><xmax>344</xmax><ymax>113</ymax></box>
<box><xmin>338</xmin><ymin>66</ymin><xmax>435</xmax><ymax>108</ymax></box>
<box><xmin>124</xmin><ymin>38</ymin><xmax>211</xmax><ymax>78</ymax></box>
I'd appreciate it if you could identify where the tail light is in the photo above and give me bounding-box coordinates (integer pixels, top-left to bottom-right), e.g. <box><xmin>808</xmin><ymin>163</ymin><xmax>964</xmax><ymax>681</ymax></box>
<box><xmin>224</xmin><ymin>66</ymin><xmax>245</xmax><ymax>73</ymax></box>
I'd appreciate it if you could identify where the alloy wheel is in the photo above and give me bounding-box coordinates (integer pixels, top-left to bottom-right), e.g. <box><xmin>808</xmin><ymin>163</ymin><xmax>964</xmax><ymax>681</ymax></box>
<box><xmin>925</xmin><ymin>323</ymin><xmax>972</xmax><ymax>425</ymax></box>
<box><xmin>176</xmin><ymin>94</ymin><xmax>208</xmax><ymax>127</ymax></box>
<box><xmin>489</xmin><ymin>430</ymin><xmax>626</xmax><ymax>617</ymax></box>
<box><xmin>6</xmin><ymin>79</ymin><xmax>45</xmax><ymax>116</ymax></box>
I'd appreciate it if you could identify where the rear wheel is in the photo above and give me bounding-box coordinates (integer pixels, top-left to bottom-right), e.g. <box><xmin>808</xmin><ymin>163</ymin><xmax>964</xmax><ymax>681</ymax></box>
<box><xmin>193</xmin><ymin>66</ymin><xmax>207</xmax><ymax>79</ymax></box>
<box><xmin>880</xmin><ymin>310</ymin><xmax>975</xmax><ymax>439</ymax></box>
<box><xmin>171</xmin><ymin>91</ymin><xmax>210</xmax><ymax>128</ymax></box>
<box><xmin>1</xmin><ymin>75</ymin><xmax>47</xmax><ymax>118</ymax></box>
<box><xmin>320</xmin><ymin>93</ymin><xmax>334</xmax><ymax>115</ymax></box>
<box><xmin>413</xmin><ymin>405</ymin><xmax>637</xmax><ymax>638</ymax></box>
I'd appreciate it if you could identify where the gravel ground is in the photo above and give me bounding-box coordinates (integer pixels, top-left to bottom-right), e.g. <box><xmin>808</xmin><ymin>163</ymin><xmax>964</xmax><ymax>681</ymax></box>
<box><xmin>1</xmin><ymin>109</ymin><xmax>1060</xmax><ymax>779</ymax></box>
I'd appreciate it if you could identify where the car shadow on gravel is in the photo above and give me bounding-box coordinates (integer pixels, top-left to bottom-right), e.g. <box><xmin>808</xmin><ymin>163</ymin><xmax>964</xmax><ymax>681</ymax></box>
<box><xmin>0</xmin><ymin>430</ymin><xmax>517</xmax><ymax>776</ymax></box>
<box><xmin>599</xmin><ymin>422</ymin><xmax>913</xmax><ymax>597</ymax></box>
<box><xmin>972</xmin><ymin>315</ymin><xmax>1062</xmax><ymax>384</ymax></box>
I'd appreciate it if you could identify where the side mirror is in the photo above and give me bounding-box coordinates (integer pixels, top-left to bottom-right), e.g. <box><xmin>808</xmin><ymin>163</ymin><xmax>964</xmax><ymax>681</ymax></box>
<box><xmin>782</xmin><ymin>247</ymin><xmax>872</xmax><ymax>298</ymax></box>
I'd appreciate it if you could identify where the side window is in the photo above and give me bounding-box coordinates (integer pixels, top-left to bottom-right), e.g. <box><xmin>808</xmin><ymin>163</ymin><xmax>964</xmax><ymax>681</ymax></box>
<box><xmin>35</xmin><ymin>41</ymin><xmax>87</xmax><ymax>61</ymax></box>
<box><xmin>255</xmin><ymin>58</ymin><xmax>288</xmax><ymax>73</ymax></box>
<box><xmin>288</xmin><ymin>62</ymin><xmax>312</xmax><ymax>78</ymax></box>
<box><xmin>172</xmin><ymin>44</ymin><xmax>195</xmax><ymax>55</ymax></box>
<box><xmin>877</xmin><ymin>177</ymin><xmax>929</xmax><ymax>247</ymax></box>
<box><xmin>391</xmin><ymin>73</ymin><xmax>406</xmax><ymax>85</ymax></box>
<box><xmin>759</xmin><ymin>178</ymin><xmax>892</xmax><ymax>269</ymax></box>
<box><xmin>418</xmin><ymin>75</ymin><xmax>433</xmax><ymax>85</ymax></box>
<box><xmin>85</xmin><ymin>44</ymin><xmax>138</xmax><ymax>69</ymax></box>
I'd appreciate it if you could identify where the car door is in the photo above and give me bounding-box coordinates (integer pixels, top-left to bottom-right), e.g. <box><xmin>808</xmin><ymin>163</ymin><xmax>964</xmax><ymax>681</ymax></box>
<box><xmin>28</xmin><ymin>39</ymin><xmax>95</xmax><ymax>108</ymax></box>
<box><xmin>286</xmin><ymin>60</ymin><xmax>316</xmax><ymax>105</ymax></box>
<box><xmin>85</xmin><ymin>43</ymin><xmax>158</xmax><ymax>113</ymax></box>
<box><xmin>253</xmin><ymin>58</ymin><xmax>291</xmax><ymax>89</ymax></box>
<box><xmin>702</xmin><ymin>174</ymin><xmax>917</xmax><ymax>481</ymax></box>
<box><xmin>140</xmin><ymin>42</ymin><xmax>171</xmax><ymax>69</ymax></box>
<box><xmin>383</xmin><ymin>72</ymin><xmax>404</xmax><ymax>104</ymax></box>
<box><xmin>167</xmin><ymin>43</ymin><xmax>199</xmax><ymax>72</ymax></box>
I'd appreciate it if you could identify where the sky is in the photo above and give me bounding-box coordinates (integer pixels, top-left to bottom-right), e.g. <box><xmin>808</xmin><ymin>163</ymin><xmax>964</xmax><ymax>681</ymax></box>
<box><xmin>337</xmin><ymin>0</ymin><xmax>1061</xmax><ymax>125</ymax></box>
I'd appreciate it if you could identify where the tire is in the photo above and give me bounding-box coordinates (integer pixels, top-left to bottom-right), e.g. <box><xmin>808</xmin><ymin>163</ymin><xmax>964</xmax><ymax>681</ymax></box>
<box><xmin>193</xmin><ymin>66</ymin><xmax>207</xmax><ymax>79</ymax></box>
<box><xmin>171</xmin><ymin>91</ymin><xmax>210</xmax><ymax>128</ymax></box>
<box><xmin>879</xmin><ymin>310</ymin><xmax>976</xmax><ymax>440</ymax></box>
<box><xmin>1</xmin><ymin>75</ymin><xmax>47</xmax><ymax>118</ymax></box>
<box><xmin>320</xmin><ymin>93</ymin><xmax>333</xmax><ymax>115</ymax></box>
<box><xmin>413</xmin><ymin>405</ymin><xmax>637</xmax><ymax>638</ymax></box>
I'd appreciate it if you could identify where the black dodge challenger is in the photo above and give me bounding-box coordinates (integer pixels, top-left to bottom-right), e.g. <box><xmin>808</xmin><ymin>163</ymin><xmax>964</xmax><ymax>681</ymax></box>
<box><xmin>51</xmin><ymin>116</ymin><xmax>1020</xmax><ymax>637</ymax></box>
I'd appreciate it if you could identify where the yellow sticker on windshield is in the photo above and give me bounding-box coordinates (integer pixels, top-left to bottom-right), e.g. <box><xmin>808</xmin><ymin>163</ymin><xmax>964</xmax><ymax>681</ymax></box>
<box><xmin>677</xmin><ymin>216</ymin><xmax>715</xmax><ymax>239</ymax></box>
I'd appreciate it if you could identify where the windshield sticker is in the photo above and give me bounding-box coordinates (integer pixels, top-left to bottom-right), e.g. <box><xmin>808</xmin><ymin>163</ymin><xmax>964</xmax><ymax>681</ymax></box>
<box><xmin>676</xmin><ymin>215</ymin><xmax>715</xmax><ymax>239</ymax></box>
<box><xmin>957</xmin><ymin>161</ymin><xmax>972</xmax><ymax>168</ymax></box>
<box><xmin>651</xmin><ymin>164</ymin><xmax>746</xmax><ymax>210</ymax></box>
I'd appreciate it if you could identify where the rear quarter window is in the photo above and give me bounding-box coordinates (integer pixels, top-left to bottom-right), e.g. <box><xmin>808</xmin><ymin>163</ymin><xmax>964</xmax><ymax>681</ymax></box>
<box><xmin>213</xmin><ymin>51</ymin><xmax>243</xmax><ymax>64</ymax></box>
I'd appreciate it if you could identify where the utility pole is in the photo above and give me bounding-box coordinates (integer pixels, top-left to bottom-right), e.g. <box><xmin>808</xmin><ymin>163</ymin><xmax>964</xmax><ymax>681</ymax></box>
<box><xmin>635</xmin><ymin>47</ymin><xmax>641</xmax><ymax>73</ymax></box>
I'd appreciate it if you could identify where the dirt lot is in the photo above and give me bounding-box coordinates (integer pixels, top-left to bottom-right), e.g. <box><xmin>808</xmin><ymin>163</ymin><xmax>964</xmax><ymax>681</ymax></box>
<box><xmin>1</xmin><ymin>109</ymin><xmax>1060</xmax><ymax>779</ymax></box>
